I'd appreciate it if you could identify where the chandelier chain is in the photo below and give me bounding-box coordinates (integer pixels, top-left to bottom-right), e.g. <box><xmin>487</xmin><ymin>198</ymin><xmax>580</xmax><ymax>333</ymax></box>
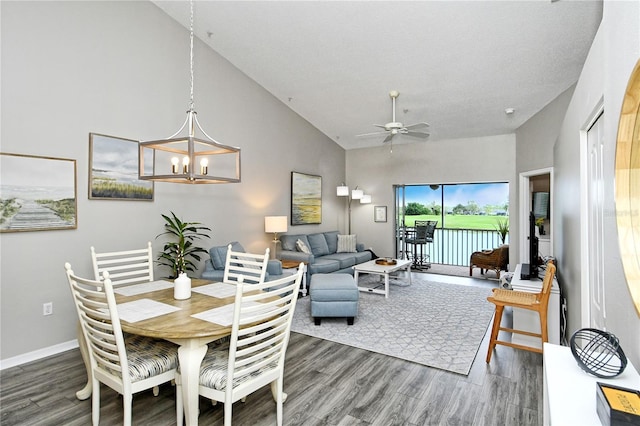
<box><xmin>189</xmin><ymin>0</ymin><xmax>195</xmax><ymax>111</ymax></box>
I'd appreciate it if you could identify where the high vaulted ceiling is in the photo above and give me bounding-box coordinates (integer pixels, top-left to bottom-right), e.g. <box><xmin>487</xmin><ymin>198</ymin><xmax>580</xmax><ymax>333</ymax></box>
<box><xmin>152</xmin><ymin>1</ymin><xmax>602</xmax><ymax>150</ymax></box>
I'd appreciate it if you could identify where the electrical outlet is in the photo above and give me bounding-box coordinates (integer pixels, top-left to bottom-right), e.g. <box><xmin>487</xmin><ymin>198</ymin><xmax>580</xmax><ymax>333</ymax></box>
<box><xmin>43</xmin><ymin>302</ymin><xmax>53</xmax><ymax>316</ymax></box>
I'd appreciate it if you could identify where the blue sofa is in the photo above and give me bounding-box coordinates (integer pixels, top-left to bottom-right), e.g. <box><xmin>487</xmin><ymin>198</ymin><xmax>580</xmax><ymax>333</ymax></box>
<box><xmin>201</xmin><ymin>241</ymin><xmax>284</xmax><ymax>282</ymax></box>
<box><xmin>278</xmin><ymin>231</ymin><xmax>372</xmax><ymax>278</ymax></box>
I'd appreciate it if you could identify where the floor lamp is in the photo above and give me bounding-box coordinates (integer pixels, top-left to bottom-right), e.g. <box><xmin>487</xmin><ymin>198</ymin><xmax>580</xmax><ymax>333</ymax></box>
<box><xmin>337</xmin><ymin>184</ymin><xmax>371</xmax><ymax>234</ymax></box>
<box><xmin>264</xmin><ymin>216</ymin><xmax>288</xmax><ymax>258</ymax></box>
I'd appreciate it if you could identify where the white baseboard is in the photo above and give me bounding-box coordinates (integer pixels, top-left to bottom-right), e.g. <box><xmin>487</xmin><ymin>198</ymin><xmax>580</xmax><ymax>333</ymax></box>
<box><xmin>0</xmin><ymin>339</ymin><xmax>79</xmax><ymax>370</ymax></box>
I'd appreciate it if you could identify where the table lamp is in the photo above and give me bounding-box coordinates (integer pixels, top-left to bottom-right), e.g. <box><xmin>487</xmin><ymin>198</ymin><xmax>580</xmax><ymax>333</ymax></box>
<box><xmin>265</xmin><ymin>216</ymin><xmax>288</xmax><ymax>258</ymax></box>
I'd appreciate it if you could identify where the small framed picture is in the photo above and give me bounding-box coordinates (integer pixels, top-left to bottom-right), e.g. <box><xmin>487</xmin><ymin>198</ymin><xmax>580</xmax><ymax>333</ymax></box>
<box><xmin>374</xmin><ymin>205</ymin><xmax>387</xmax><ymax>222</ymax></box>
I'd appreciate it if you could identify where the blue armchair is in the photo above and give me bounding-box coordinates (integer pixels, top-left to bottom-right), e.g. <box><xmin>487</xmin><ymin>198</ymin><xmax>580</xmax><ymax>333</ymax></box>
<box><xmin>201</xmin><ymin>241</ymin><xmax>284</xmax><ymax>282</ymax></box>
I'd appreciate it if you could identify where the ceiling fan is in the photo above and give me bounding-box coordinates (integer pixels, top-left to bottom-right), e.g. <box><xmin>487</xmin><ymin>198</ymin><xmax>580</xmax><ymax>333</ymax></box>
<box><xmin>357</xmin><ymin>90</ymin><xmax>430</xmax><ymax>144</ymax></box>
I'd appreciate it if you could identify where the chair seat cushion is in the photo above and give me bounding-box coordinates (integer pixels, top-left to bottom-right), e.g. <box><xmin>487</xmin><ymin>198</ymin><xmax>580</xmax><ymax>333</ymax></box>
<box><xmin>196</xmin><ymin>341</ymin><xmax>277</xmax><ymax>391</ymax></box>
<box><xmin>124</xmin><ymin>334</ymin><xmax>179</xmax><ymax>382</ymax></box>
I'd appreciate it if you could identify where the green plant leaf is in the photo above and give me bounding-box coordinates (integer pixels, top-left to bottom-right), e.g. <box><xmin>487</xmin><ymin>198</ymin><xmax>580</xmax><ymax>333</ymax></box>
<box><xmin>156</xmin><ymin>211</ymin><xmax>211</xmax><ymax>278</ymax></box>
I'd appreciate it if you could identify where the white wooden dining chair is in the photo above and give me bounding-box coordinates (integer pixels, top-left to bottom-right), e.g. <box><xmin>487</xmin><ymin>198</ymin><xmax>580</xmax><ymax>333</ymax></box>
<box><xmin>177</xmin><ymin>266</ymin><xmax>304</xmax><ymax>426</ymax></box>
<box><xmin>90</xmin><ymin>242</ymin><xmax>154</xmax><ymax>286</ymax></box>
<box><xmin>222</xmin><ymin>244</ymin><xmax>270</xmax><ymax>285</ymax></box>
<box><xmin>89</xmin><ymin>242</ymin><xmax>164</xmax><ymax>396</ymax></box>
<box><xmin>64</xmin><ymin>263</ymin><xmax>182</xmax><ymax>426</ymax></box>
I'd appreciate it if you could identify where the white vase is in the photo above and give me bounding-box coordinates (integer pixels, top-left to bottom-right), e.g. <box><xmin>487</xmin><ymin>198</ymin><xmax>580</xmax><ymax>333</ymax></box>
<box><xmin>174</xmin><ymin>272</ymin><xmax>191</xmax><ymax>300</ymax></box>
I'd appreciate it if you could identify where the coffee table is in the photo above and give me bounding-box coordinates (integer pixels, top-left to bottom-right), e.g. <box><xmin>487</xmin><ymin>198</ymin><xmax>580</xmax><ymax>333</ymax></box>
<box><xmin>353</xmin><ymin>258</ymin><xmax>412</xmax><ymax>298</ymax></box>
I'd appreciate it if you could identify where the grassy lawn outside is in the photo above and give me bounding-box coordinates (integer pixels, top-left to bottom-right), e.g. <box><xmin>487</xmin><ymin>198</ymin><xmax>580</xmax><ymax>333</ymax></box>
<box><xmin>402</xmin><ymin>214</ymin><xmax>509</xmax><ymax>230</ymax></box>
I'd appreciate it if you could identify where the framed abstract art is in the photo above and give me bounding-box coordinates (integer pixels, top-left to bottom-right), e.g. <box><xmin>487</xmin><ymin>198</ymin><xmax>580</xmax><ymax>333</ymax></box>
<box><xmin>291</xmin><ymin>171</ymin><xmax>321</xmax><ymax>225</ymax></box>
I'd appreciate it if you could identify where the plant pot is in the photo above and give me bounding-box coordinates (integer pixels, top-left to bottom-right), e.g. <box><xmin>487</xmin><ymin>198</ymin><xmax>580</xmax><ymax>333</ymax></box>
<box><xmin>174</xmin><ymin>272</ymin><xmax>191</xmax><ymax>300</ymax></box>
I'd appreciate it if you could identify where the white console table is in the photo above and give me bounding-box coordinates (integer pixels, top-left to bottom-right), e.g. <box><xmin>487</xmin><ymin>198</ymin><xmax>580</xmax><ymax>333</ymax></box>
<box><xmin>543</xmin><ymin>343</ymin><xmax>639</xmax><ymax>425</ymax></box>
<box><xmin>511</xmin><ymin>263</ymin><xmax>560</xmax><ymax>348</ymax></box>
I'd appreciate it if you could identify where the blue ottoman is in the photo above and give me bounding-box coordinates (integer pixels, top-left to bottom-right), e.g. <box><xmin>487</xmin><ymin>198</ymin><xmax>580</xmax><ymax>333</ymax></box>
<box><xmin>310</xmin><ymin>273</ymin><xmax>359</xmax><ymax>325</ymax></box>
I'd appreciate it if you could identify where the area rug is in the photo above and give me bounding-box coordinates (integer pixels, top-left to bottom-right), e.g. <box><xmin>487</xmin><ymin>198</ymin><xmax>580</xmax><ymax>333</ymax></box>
<box><xmin>291</xmin><ymin>276</ymin><xmax>494</xmax><ymax>375</ymax></box>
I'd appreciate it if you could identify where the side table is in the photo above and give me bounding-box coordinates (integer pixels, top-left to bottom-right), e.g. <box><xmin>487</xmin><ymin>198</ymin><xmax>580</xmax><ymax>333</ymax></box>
<box><xmin>543</xmin><ymin>342</ymin><xmax>639</xmax><ymax>425</ymax></box>
<box><xmin>280</xmin><ymin>259</ymin><xmax>308</xmax><ymax>296</ymax></box>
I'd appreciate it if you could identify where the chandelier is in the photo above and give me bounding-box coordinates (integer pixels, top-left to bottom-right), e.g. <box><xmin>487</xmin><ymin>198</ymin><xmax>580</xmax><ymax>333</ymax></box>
<box><xmin>139</xmin><ymin>0</ymin><xmax>241</xmax><ymax>184</ymax></box>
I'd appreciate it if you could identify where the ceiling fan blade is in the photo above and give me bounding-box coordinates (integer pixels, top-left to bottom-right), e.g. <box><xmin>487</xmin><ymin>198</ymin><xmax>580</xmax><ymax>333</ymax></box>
<box><xmin>357</xmin><ymin>130</ymin><xmax>389</xmax><ymax>138</ymax></box>
<box><xmin>383</xmin><ymin>133</ymin><xmax>394</xmax><ymax>143</ymax></box>
<box><xmin>404</xmin><ymin>122</ymin><xmax>430</xmax><ymax>130</ymax></box>
<box><xmin>404</xmin><ymin>131</ymin><xmax>430</xmax><ymax>139</ymax></box>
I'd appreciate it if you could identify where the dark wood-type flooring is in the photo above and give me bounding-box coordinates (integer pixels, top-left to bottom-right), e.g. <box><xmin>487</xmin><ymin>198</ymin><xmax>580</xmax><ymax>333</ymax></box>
<box><xmin>0</xmin><ymin>273</ymin><xmax>542</xmax><ymax>425</ymax></box>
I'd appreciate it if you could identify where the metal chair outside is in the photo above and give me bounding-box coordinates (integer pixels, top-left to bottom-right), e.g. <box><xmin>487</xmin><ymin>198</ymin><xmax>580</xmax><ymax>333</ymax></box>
<box><xmin>405</xmin><ymin>220</ymin><xmax>437</xmax><ymax>270</ymax></box>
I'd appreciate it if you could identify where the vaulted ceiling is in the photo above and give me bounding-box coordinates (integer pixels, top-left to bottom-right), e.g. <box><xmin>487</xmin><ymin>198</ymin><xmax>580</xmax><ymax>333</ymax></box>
<box><xmin>153</xmin><ymin>1</ymin><xmax>602</xmax><ymax>150</ymax></box>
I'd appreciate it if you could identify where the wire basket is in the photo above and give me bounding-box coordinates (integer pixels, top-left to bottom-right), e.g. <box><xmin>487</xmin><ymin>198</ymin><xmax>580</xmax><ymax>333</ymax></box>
<box><xmin>570</xmin><ymin>328</ymin><xmax>627</xmax><ymax>378</ymax></box>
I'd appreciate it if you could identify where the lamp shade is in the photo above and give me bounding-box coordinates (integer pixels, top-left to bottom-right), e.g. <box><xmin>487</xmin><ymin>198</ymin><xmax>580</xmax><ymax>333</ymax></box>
<box><xmin>337</xmin><ymin>185</ymin><xmax>349</xmax><ymax>196</ymax></box>
<box><xmin>360</xmin><ymin>194</ymin><xmax>372</xmax><ymax>204</ymax></box>
<box><xmin>265</xmin><ymin>216</ymin><xmax>288</xmax><ymax>233</ymax></box>
<box><xmin>352</xmin><ymin>188</ymin><xmax>364</xmax><ymax>200</ymax></box>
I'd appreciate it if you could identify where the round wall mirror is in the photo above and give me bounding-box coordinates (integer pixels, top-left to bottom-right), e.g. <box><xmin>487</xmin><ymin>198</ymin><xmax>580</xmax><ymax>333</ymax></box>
<box><xmin>615</xmin><ymin>59</ymin><xmax>640</xmax><ymax>317</ymax></box>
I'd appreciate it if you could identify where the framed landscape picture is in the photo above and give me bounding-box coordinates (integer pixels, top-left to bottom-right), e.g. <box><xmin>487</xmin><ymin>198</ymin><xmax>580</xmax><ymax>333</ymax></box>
<box><xmin>89</xmin><ymin>133</ymin><xmax>154</xmax><ymax>201</ymax></box>
<box><xmin>0</xmin><ymin>153</ymin><xmax>77</xmax><ymax>233</ymax></box>
<box><xmin>291</xmin><ymin>171</ymin><xmax>321</xmax><ymax>225</ymax></box>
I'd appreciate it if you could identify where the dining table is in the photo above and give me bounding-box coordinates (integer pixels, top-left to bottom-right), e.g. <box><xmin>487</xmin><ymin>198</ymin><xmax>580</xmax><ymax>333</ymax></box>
<box><xmin>75</xmin><ymin>278</ymin><xmax>260</xmax><ymax>425</ymax></box>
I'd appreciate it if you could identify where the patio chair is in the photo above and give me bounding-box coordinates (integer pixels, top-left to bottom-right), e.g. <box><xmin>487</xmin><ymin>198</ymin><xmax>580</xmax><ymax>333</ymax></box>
<box><xmin>405</xmin><ymin>220</ymin><xmax>437</xmax><ymax>270</ymax></box>
<box><xmin>469</xmin><ymin>244</ymin><xmax>509</xmax><ymax>279</ymax></box>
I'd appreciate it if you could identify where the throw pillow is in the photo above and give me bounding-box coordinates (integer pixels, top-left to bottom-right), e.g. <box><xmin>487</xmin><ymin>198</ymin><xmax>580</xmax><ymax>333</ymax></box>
<box><xmin>296</xmin><ymin>238</ymin><xmax>312</xmax><ymax>254</ymax></box>
<box><xmin>337</xmin><ymin>234</ymin><xmax>357</xmax><ymax>253</ymax></box>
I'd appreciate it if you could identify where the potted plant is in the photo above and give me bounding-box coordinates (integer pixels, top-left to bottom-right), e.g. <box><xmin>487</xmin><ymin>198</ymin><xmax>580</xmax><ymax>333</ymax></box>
<box><xmin>156</xmin><ymin>211</ymin><xmax>211</xmax><ymax>279</ymax></box>
<box><xmin>535</xmin><ymin>216</ymin><xmax>545</xmax><ymax>235</ymax></box>
<box><xmin>494</xmin><ymin>217</ymin><xmax>509</xmax><ymax>244</ymax></box>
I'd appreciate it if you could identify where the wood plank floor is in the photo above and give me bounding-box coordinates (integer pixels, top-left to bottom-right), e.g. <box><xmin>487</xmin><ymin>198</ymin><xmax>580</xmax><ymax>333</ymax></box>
<box><xmin>0</xmin><ymin>273</ymin><xmax>543</xmax><ymax>425</ymax></box>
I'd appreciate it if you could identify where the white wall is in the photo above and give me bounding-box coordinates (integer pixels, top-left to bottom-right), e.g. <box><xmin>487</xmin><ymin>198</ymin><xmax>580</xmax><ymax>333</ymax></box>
<box><xmin>554</xmin><ymin>1</ymin><xmax>640</xmax><ymax>367</ymax></box>
<box><xmin>514</xmin><ymin>85</ymin><xmax>576</xmax><ymax>263</ymax></box>
<box><xmin>0</xmin><ymin>1</ymin><xmax>345</xmax><ymax>362</ymax></box>
<box><xmin>345</xmin><ymin>134</ymin><xmax>517</xmax><ymax>258</ymax></box>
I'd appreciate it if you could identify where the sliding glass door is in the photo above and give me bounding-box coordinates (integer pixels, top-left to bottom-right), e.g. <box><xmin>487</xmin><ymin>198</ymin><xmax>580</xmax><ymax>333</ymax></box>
<box><xmin>394</xmin><ymin>182</ymin><xmax>509</xmax><ymax>266</ymax></box>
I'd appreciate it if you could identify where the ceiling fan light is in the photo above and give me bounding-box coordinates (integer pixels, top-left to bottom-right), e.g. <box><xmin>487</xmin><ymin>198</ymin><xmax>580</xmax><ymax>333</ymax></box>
<box><xmin>356</xmin><ymin>91</ymin><xmax>430</xmax><ymax>147</ymax></box>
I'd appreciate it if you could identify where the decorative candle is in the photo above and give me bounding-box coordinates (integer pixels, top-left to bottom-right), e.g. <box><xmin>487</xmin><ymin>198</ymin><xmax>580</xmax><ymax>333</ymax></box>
<box><xmin>200</xmin><ymin>158</ymin><xmax>208</xmax><ymax>175</ymax></box>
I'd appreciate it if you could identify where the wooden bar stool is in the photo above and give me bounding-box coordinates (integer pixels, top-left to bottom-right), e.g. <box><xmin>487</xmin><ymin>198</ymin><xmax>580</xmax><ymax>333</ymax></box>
<box><xmin>486</xmin><ymin>261</ymin><xmax>556</xmax><ymax>362</ymax></box>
